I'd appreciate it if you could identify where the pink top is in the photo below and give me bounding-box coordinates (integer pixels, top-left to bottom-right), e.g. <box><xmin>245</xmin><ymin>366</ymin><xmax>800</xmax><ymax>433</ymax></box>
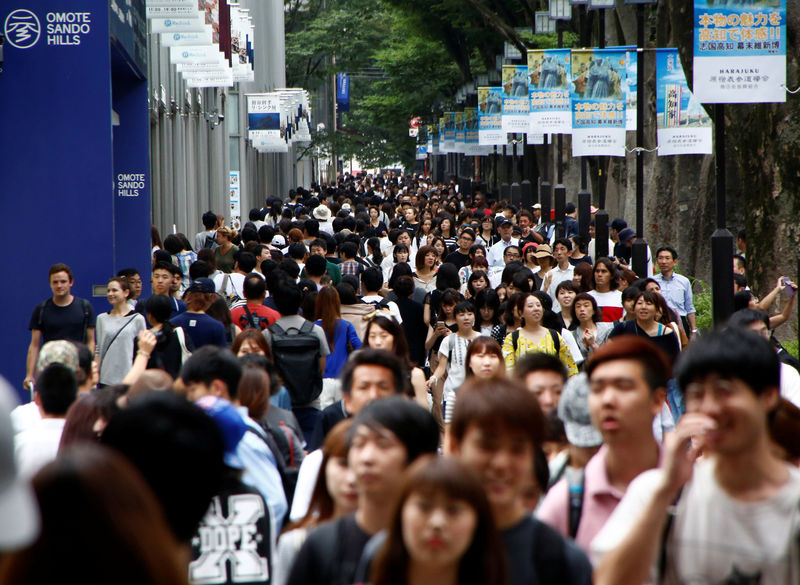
<box><xmin>536</xmin><ymin>445</ymin><xmax>625</xmax><ymax>553</ymax></box>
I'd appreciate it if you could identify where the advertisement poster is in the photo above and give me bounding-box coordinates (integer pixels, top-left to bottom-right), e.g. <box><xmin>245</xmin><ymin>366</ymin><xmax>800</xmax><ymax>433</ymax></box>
<box><xmin>464</xmin><ymin>108</ymin><xmax>480</xmax><ymax>155</ymax></box>
<box><xmin>625</xmin><ymin>48</ymin><xmax>637</xmax><ymax>131</ymax></box>
<box><xmin>693</xmin><ymin>0</ymin><xmax>786</xmax><ymax>103</ymax></box>
<box><xmin>477</xmin><ymin>86</ymin><xmax>506</xmax><ymax>145</ymax></box>
<box><xmin>501</xmin><ymin>65</ymin><xmax>530</xmax><ymax>133</ymax></box>
<box><xmin>246</xmin><ymin>93</ymin><xmax>281</xmax><ymax>143</ymax></box>
<box><xmin>570</xmin><ymin>48</ymin><xmax>627</xmax><ymax>157</ymax></box>
<box><xmin>656</xmin><ymin>49</ymin><xmax>713</xmax><ymax>156</ymax></box>
<box><xmin>527</xmin><ymin>49</ymin><xmax>572</xmax><ymax>134</ymax></box>
<box><xmin>454</xmin><ymin>111</ymin><xmax>465</xmax><ymax>154</ymax></box>
<box><xmin>229</xmin><ymin>171</ymin><xmax>240</xmax><ymax>229</ymax></box>
<box><xmin>443</xmin><ymin>112</ymin><xmax>456</xmax><ymax>153</ymax></box>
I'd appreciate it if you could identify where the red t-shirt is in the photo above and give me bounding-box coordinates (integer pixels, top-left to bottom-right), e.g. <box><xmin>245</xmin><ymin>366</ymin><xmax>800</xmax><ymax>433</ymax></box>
<box><xmin>230</xmin><ymin>303</ymin><xmax>281</xmax><ymax>331</ymax></box>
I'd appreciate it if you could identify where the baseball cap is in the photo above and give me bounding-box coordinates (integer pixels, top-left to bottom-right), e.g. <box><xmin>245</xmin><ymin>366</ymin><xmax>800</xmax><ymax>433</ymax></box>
<box><xmin>0</xmin><ymin>377</ymin><xmax>40</xmax><ymax>550</ymax></box>
<box><xmin>532</xmin><ymin>203</ymin><xmax>542</xmax><ymax>210</ymax></box>
<box><xmin>618</xmin><ymin>227</ymin><xmax>636</xmax><ymax>244</ymax></box>
<box><xmin>558</xmin><ymin>373</ymin><xmax>603</xmax><ymax>448</ymax></box>
<box><xmin>186</xmin><ymin>277</ymin><xmax>215</xmax><ymax>294</ymax></box>
<box><xmin>195</xmin><ymin>396</ymin><xmax>246</xmax><ymax>470</ymax></box>
<box><xmin>36</xmin><ymin>340</ymin><xmax>79</xmax><ymax>374</ymax></box>
<box><xmin>271</xmin><ymin>234</ymin><xmax>287</xmax><ymax>249</ymax></box>
<box><xmin>498</xmin><ymin>218</ymin><xmax>514</xmax><ymax>228</ymax></box>
<box><xmin>609</xmin><ymin>218</ymin><xmax>627</xmax><ymax>232</ymax></box>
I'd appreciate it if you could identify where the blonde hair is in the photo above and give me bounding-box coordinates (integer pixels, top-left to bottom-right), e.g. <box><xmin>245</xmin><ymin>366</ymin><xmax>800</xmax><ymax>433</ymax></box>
<box><xmin>216</xmin><ymin>226</ymin><xmax>237</xmax><ymax>240</ymax></box>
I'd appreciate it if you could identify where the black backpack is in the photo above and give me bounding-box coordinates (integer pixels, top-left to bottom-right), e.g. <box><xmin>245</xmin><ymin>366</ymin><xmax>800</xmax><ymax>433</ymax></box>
<box><xmin>268</xmin><ymin>320</ymin><xmax>323</xmax><ymax>406</ymax></box>
<box><xmin>202</xmin><ymin>233</ymin><xmax>216</xmax><ymax>249</ymax></box>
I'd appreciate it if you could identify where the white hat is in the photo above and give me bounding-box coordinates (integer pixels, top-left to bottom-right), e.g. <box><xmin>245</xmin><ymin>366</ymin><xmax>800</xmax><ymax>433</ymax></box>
<box><xmin>0</xmin><ymin>377</ymin><xmax>40</xmax><ymax>550</ymax></box>
<box><xmin>271</xmin><ymin>234</ymin><xmax>287</xmax><ymax>249</ymax></box>
<box><xmin>341</xmin><ymin>203</ymin><xmax>352</xmax><ymax>212</ymax></box>
<box><xmin>312</xmin><ymin>205</ymin><xmax>331</xmax><ymax>221</ymax></box>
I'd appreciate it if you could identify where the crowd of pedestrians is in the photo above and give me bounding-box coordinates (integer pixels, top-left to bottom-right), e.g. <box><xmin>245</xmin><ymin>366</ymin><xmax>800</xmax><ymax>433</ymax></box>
<box><xmin>4</xmin><ymin>171</ymin><xmax>800</xmax><ymax>584</ymax></box>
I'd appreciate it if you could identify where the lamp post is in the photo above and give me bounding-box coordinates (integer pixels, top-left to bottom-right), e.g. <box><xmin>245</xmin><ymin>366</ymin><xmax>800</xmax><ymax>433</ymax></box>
<box><xmin>624</xmin><ymin>0</ymin><xmax>657</xmax><ymax>277</ymax></box>
<box><xmin>549</xmin><ymin>0</ymin><xmax>571</xmax><ymax>238</ymax></box>
<box><xmin>534</xmin><ymin>11</ymin><xmax>555</xmax><ymax>213</ymax></box>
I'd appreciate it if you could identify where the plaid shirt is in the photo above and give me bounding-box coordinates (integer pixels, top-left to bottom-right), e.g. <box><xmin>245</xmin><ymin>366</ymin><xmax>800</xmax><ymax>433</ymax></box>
<box><xmin>340</xmin><ymin>259</ymin><xmax>364</xmax><ymax>277</ymax></box>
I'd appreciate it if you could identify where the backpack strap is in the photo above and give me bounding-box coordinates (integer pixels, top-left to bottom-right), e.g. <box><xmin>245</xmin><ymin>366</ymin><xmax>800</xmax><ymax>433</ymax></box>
<box><xmin>81</xmin><ymin>298</ymin><xmax>91</xmax><ymax>342</ymax></box>
<box><xmin>657</xmin><ymin>488</ymin><xmax>683</xmax><ymax>585</ymax></box>
<box><xmin>566</xmin><ymin>466</ymin><xmax>585</xmax><ymax>539</ymax></box>
<box><xmin>269</xmin><ymin>322</ymin><xmax>287</xmax><ymax>336</ymax></box>
<box><xmin>548</xmin><ymin>328</ymin><xmax>561</xmax><ymax>353</ymax></box>
<box><xmin>243</xmin><ymin>304</ymin><xmax>257</xmax><ymax>329</ymax></box>
<box><xmin>299</xmin><ymin>319</ymin><xmax>315</xmax><ymax>335</ymax></box>
<box><xmin>36</xmin><ymin>299</ymin><xmax>50</xmax><ymax>331</ymax></box>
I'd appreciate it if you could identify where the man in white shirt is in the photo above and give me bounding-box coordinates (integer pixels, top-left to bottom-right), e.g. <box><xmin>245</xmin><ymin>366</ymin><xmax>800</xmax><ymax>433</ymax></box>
<box><xmin>546</xmin><ymin>238</ymin><xmax>575</xmax><ymax>310</ymax></box>
<box><xmin>488</xmin><ymin>219</ymin><xmax>520</xmax><ymax>268</ymax></box>
<box><xmin>15</xmin><ymin>363</ymin><xmax>77</xmax><ymax>478</ymax></box>
<box><xmin>361</xmin><ymin>267</ymin><xmax>403</xmax><ymax>324</ymax></box>
<box><xmin>593</xmin><ymin>328</ymin><xmax>800</xmax><ymax>585</ymax></box>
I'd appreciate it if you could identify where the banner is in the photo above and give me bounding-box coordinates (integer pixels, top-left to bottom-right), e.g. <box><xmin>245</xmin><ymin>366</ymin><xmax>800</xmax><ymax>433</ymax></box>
<box><xmin>336</xmin><ymin>73</ymin><xmax>350</xmax><ymax>113</ymax></box>
<box><xmin>415</xmin><ymin>144</ymin><xmax>428</xmax><ymax>160</ymax></box>
<box><xmin>624</xmin><ymin>48</ymin><xmax>637</xmax><ymax>131</ymax></box>
<box><xmin>478</xmin><ymin>86</ymin><xmax>506</xmax><ymax>145</ymax></box>
<box><xmin>443</xmin><ymin>112</ymin><xmax>456</xmax><ymax>153</ymax></box>
<box><xmin>693</xmin><ymin>0</ymin><xmax>786</xmax><ymax>103</ymax></box>
<box><xmin>656</xmin><ymin>49</ymin><xmax>712</xmax><ymax>156</ymax></box>
<box><xmin>247</xmin><ymin>93</ymin><xmax>282</xmax><ymax>145</ymax></box>
<box><xmin>527</xmin><ymin>49</ymin><xmax>571</xmax><ymax>134</ymax></box>
<box><xmin>570</xmin><ymin>49</ymin><xmax>627</xmax><ymax>157</ymax></box>
<box><xmin>454</xmin><ymin>111</ymin><xmax>466</xmax><ymax>153</ymax></box>
<box><xmin>432</xmin><ymin>130</ymin><xmax>440</xmax><ymax>155</ymax></box>
<box><xmin>229</xmin><ymin>171</ymin><xmax>240</xmax><ymax>229</ymax></box>
<box><xmin>501</xmin><ymin>65</ymin><xmax>530</xmax><ymax>133</ymax></box>
<box><xmin>464</xmin><ymin>108</ymin><xmax>480</xmax><ymax>155</ymax></box>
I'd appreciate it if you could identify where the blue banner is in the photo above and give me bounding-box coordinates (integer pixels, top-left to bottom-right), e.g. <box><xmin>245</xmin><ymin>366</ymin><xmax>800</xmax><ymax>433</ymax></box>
<box><xmin>656</xmin><ymin>49</ymin><xmax>712</xmax><ymax>156</ymax></box>
<box><xmin>478</xmin><ymin>86</ymin><xmax>505</xmax><ymax>145</ymax></box>
<box><xmin>527</xmin><ymin>49</ymin><xmax>571</xmax><ymax>134</ymax></box>
<box><xmin>501</xmin><ymin>65</ymin><xmax>530</xmax><ymax>133</ymax></box>
<box><xmin>336</xmin><ymin>72</ymin><xmax>350</xmax><ymax>112</ymax></box>
<box><xmin>693</xmin><ymin>0</ymin><xmax>786</xmax><ymax>103</ymax></box>
<box><xmin>570</xmin><ymin>48</ymin><xmax>627</xmax><ymax>157</ymax></box>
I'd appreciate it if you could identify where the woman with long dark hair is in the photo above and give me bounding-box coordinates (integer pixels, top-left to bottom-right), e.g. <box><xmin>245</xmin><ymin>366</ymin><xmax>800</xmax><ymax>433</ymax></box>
<box><xmin>588</xmin><ymin>257</ymin><xmax>623</xmax><ymax>322</ymax></box>
<box><xmin>364</xmin><ymin>315</ymin><xmax>429</xmax><ymax>411</ymax></box>
<box><xmin>314</xmin><ymin>286</ymin><xmax>362</xmax><ymax>407</ymax></box>
<box><xmin>369</xmin><ymin>456</ymin><xmax>506</xmax><ymax>585</ymax></box>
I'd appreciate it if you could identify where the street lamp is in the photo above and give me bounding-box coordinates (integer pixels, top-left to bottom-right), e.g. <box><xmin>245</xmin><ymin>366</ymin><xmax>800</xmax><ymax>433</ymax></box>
<box><xmin>549</xmin><ymin>0</ymin><xmax>572</xmax><ymax>21</ymax></box>
<box><xmin>535</xmin><ymin>12</ymin><xmax>556</xmax><ymax>34</ymax></box>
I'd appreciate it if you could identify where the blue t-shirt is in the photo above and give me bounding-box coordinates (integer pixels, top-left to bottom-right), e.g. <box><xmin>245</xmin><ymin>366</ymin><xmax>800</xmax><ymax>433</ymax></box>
<box><xmin>169</xmin><ymin>312</ymin><xmax>227</xmax><ymax>349</ymax></box>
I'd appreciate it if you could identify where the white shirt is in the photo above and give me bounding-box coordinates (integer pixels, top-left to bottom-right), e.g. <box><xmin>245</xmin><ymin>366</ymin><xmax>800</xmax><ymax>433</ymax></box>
<box><xmin>546</xmin><ymin>264</ymin><xmax>575</xmax><ymax>311</ymax></box>
<box><xmin>15</xmin><ymin>417</ymin><xmax>65</xmax><ymax>479</ymax></box>
<box><xmin>10</xmin><ymin>401</ymin><xmax>41</xmax><ymax>435</ymax></box>
<box><xmin>288</xmin><ymin>448</ymin><xmax>323</xmax><ymax>522</ymax></box>
<box><xmin>361</xmin><ymin>294</ymin><xmax>403</xmax><ymax>324</ymax></box>
<box><xmin>780</xmin><ymin>362</ymin><xmax>800</xmax><ymax>408</ymax></box>
<box><xmin>488</xmin><ymin>237</ymin><xmax>520</xmax><ymax>268</ymax></box>
<box><xmin>591</xmin><ymin>460</ymin><xmax>800</xmax><ymax>584</ymax></box>
<box><xmin>213</xmin><ymin>272</ymin><xmax>245</xmax><ymax>298</ymax></box>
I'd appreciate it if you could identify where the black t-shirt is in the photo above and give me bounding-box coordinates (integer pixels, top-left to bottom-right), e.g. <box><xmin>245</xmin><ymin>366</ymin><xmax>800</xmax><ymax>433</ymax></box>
<box><xmin>29</xmin><ymin>297</ymin><xmax>95</xmax><ymax>343</ymax></box>
<box><xmin>444</xmin><ymin>250</ymin><xmax>470</xmax><ymax>270</ymax></box>
<box><xmin>189</xmin><ymin>477</ymin><xmax>272</xmax><ymax>585</ymax></box>
<box><xmin>502</xmin><ymin>516</ymin><xmax>592</xmax><ymax>585</ymax></box>
<box><xmin>306</xmin><ymin>400</ymin><xmax>348</xmax><ymax>451</ymax></box>
<box><xmin>286</xmin><ymin>514</ymin><xmax>372</xmax><ymax>585</ymax></box>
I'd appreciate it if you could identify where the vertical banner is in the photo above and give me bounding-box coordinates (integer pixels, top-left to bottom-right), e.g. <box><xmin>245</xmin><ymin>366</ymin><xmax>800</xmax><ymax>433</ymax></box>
<box><xmin>444</xmin><ymin>112</ymin><xmax>456</xmax><ymax>153</ymax></box>
<box><xmin>527</xmin><ymin>49</ymin><xmax>572</xmax><ymax>134</ymax></box>
<box><xmin>229</xmin><ymin>171</ymin><xmax>241</xmax><ymax>229</ymax></box>
<box><xmin>438</xmin><ymin>117</ymin><xmax>448</xmax><ymax>153</ymax></box>
<box><xmin>656</xmin><ymin>49</ymin><xmax>713</xmax><ymax>156</ymax></box>
<box><xmin>570</xmin><ymin>49</ymin><xmax>627</xmax><ymax>157</ymax></box>
<box><xmin>336</xmin><ymin>73</ymin><xmax>350</xmax><ymax>113</ymax></box>
<box><xmin>478</xmin><ymin>87</ymin><xmax>506</xmax><ymax>145</ymax></box>
<box><xmin>247</xmin><ymin>93</ymin><xmax>283</xmax><ymax>151</ymax></box>
<box><xmin>693</xmin><ymin>0</ymin><xmax>786</xmax><ymax>103</ymax></box>
<box><xmin>501</xmin><ymin>65</ymin><xmax>530</xmax><ymax>133</ymax></box>
<box><xmin>454</xmin><ymin>111</ymin><xmax>466</xmax><ymax>153</ymax></box>
<box><xmin>624</xmin><ymin>48</ymin><xmax>637</xmax><ymax>131</ymax></box>
<box><xmin>464</xmin><ymin>108</ymin><xmax>480</xmax><ymax>155</ymax></box>
<box><xmin>415</xmin><ymin>144</ymin><xmax>428</xmax><ymax>160</ymax></box>
<box><xmin>432</xmin><ymin>129</ymin><xmax>440</xmax><ymax>155</ymax></box>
